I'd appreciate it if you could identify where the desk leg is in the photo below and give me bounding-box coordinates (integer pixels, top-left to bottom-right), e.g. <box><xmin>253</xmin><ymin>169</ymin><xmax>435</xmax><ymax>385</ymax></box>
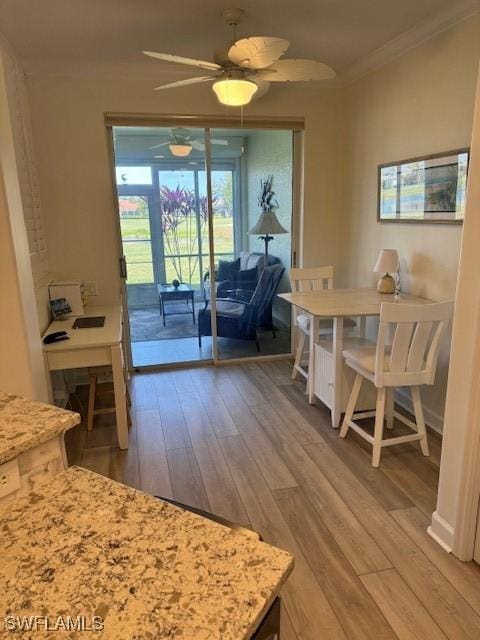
<box><xmin>111</xmin><ymin>344</ymin><xmax>129</xmax><ymax>450</ymax></box>
<box><xmin>359</xmin><ymin>316</ymin><xmax>366</xmax><ymax>339</ymax></box>
<box><xmin>308</xmin><ymin>314</ymin><xmax>320</xmax><ymax>405</ymax></box>
<box><xmin>331</xmin><ymin>317</ymin><xmax>344</xmax><ymax>428</ymax></box>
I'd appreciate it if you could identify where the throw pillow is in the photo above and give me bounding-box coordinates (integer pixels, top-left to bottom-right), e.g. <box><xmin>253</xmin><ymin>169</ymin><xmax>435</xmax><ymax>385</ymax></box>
<box><xmin>217</xmin><ymin>257</ymin><xmax>240</xmax><ymax>282</ymax></box>
<box><xmin>236</xmin><ymin>266</ymin><xmax>258</xmax><ymax>286</ymax></box>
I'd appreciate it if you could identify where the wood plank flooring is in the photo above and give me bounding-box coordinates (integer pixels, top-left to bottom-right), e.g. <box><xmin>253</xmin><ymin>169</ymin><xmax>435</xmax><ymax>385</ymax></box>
<box><xmin>65</xmin><ymin>359</ymin><xmax>480</xmax><ymax>640</ymax></box>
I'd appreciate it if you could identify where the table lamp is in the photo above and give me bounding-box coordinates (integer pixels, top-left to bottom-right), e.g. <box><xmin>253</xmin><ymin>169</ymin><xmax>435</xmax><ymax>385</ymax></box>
<box><xmin>248</xmin><ymin>211</ymin><xmax>288</xmax><ymax>260</ymax></box>
<box><xmin>374</xmin><ymin>249</ymin><xmax>399</xmax><ymax>294</ymax></box>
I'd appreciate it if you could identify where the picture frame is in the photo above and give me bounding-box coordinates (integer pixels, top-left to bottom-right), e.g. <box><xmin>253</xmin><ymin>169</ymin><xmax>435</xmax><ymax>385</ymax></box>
<box><xmin>378</xmin><ymin>148</ymin><xmax>470</xmax><ymax>224</ymax></box>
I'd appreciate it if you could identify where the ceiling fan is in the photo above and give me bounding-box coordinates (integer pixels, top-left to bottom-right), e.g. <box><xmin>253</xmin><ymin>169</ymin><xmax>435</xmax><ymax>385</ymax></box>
<box><xmin>149</xmin><ymin>127</ymin><xmax>229</xmax><ymax>156</ymax></box>
<box><xmin>143</xmin><ymin>8</ymin><xmax>335</xmax><ymax>107</ymax></box>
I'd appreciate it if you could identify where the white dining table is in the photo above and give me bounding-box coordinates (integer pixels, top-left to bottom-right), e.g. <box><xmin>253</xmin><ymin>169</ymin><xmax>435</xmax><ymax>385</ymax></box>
<box><xmin>279</xmin><ymin>288</ymin><xmax>432</xmax><ymax>428</ymax></box>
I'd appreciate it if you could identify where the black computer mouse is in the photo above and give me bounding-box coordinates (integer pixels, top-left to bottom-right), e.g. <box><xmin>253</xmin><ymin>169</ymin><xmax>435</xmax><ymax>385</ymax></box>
<box><xmin>43</xmin><ymin>331</ymin><xmax>70</xmax><ymax>344</ymax></box>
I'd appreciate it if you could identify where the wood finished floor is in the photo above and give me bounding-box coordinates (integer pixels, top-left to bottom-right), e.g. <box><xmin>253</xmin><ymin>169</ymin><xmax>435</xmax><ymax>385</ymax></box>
<box><xmin>65</xmin><ymin>360</ymin><xmax>480</xmax><ymax>640</ymax></box>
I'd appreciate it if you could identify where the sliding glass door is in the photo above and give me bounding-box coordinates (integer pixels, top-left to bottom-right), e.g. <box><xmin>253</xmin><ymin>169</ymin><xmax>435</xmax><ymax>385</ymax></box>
<box><xmin>111</xmin><ymin>123</ymin><xmax>295</xmax><ymax>369</ymax></box>
<box><xmin>208</xmin><ymin>127</ymin><xmax>293</xmax><ymax>360</ymax></box>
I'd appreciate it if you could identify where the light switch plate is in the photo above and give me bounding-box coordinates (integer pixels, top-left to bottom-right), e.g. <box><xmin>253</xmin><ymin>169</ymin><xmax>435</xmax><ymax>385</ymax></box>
<box><xmin>84</xmin><ymin>281</ymin><xmax>98</xmax><ymax>296</ymax></box>
<box><xmin>0</xmin><ymin>458</ymin><xmax>21</xmax><ymax>498</ymax></box>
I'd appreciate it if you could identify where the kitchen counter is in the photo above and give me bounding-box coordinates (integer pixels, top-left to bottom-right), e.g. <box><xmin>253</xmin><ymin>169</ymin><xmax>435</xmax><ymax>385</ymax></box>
<box><xmin>0</xmin><ymin>391</ymin><xmax>79</xmax><ymax>465</ymax></box>
<box><xmin>0</xmin><ymin>466</ymin><xmax>293</xmax><ymax>639</ymax></box>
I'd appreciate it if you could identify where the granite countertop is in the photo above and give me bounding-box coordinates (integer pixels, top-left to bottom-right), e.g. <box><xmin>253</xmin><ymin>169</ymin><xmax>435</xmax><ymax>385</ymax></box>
<box><xmin>0</xmin><ymin>392</ymin><xmax>80</xmax><ymax>465</ymax></box>
<box><xmin>0</xmin><ymin>466</ymin><xmax>293</xmax><ymax>639</ymax></box>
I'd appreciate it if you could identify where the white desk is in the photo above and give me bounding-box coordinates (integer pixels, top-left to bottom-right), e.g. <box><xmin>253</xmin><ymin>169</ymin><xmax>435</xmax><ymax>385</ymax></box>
<box><xmin>279</xmin><ymin>288</ymin><xmax>431</xmax><ymax>428</ymax></box>
<box><xmin>42</xmin><ymin>305</ymin><xmax>128</xmax><ymax>449</ymax></box>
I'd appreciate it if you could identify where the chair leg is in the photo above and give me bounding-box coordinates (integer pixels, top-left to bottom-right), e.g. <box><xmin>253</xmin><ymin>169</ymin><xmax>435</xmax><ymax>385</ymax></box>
<box><xmin>411</xmin><ymin>386</ymin><xmax>429</xmax><ymax>456</ymax></box>
<box><xmin>340</xmin><ymin>373</ymin><xmax>363</xmax><ymax>438</ymax></box>
<box><xmin>255</xmin><ymin>330</ymin><xmax>261</xmax><ymax>352</ymax></box>
<box><xmin>87</xmin><ymin>373</ymin><xmax>97</xmax><ymax>432</ymax></box>
<box><xmin>372</xmin><ymin>387</ymin><xmax>387</xmax><ymax>467</ymax></box>
<box><xmin>385</xmin><ymin>388</ymin><xmax>394</xmax><ymax>430</ymax></box>
<box><xmin>291</xmin><ymin>331</ymin><xmax>306</xmax><ymax>380</ymax></box>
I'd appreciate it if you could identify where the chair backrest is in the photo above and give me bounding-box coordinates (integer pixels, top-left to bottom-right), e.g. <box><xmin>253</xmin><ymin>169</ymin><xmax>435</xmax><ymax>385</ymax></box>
<box><xmin>375</xmin><ymin>301</ymin><xmax>454</xmax><ymax>388</ymax></box>
<box><xmin>248</xmin><ymin>264</ymin><xmax>285</xmax><ymax>326</ymax></box>
<box><xmin>240</xmin><ymin>251</ymin><xmax>281</xmax><ymax>273</ymax></box>
<box><xmin>289</xmin><ymin>266</ymin><xmax>334</xmax><ymax>292</ymax></box>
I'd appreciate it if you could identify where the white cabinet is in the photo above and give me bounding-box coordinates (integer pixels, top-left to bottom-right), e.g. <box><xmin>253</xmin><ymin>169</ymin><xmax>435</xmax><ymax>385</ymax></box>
<box><xmin>0</xmin><ymin>435</ymin><xmax>66</xmax><ymax>508</ymax></box>
<box><xmin>314</xmin><ymin>337</ymin><xmax>377</xmax><ymax>411</ymax></box>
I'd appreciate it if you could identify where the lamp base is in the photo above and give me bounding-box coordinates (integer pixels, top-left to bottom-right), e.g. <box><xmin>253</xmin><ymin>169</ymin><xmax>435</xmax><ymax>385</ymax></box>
<box><xmin>377</xmin><ymin>273</ymin><xmax>395</xmax><ymax>294</ymax></box>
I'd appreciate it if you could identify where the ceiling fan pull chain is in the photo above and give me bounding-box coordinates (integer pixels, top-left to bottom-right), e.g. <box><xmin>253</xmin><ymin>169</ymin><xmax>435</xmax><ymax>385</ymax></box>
<box><xmin>240</xmin><ymin>104</ymin><xmax>246</xmax><ymax>154</ymax></box>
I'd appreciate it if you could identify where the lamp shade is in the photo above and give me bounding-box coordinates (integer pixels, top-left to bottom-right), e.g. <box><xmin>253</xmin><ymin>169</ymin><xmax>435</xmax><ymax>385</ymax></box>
<box><xmin>248</xmin><ymin>211</ymin><xmax>288</xmax><ymax>236</ymax></box>
<box><xmin>212</xmin><ymin>77</ymin><xmax>258</xmax><ymax>107</ymax></box>
<box><xmin>374</xmin><ymin>249</ymin><xmax>399</xmax><ymax>273</ymax></box>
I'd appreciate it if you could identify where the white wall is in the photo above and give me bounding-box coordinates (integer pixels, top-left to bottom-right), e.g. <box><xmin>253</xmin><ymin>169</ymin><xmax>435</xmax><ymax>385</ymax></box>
<box><xmin>246</xmin><ymin>129</ymin><xmax>293</xmax><ymax>271</ymax></box>
<box><xmin>245</xmin><ymin>129</ymin><xmax>293</xmax><ymax>325</ymax></box>
<box><xmin>25</xmin><ymin>75</ymin><xmax>344</xmax><ymax>309</ymax></box>
<box><xmin>430</xmin><ymin>64</ymin><xmax>480</xmax><ymax>557</ymax></box>
<box><xmin>341</xmin><ymin>15</ymin><xmax>480</xmax><ymax>430</ymax></box>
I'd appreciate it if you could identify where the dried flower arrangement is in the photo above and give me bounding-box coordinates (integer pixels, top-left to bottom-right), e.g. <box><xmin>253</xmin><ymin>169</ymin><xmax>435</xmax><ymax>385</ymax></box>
<box><xmin>258</xmin><ymin>175</ymin><xmax>279</xmax><ymax>213</ymax></box>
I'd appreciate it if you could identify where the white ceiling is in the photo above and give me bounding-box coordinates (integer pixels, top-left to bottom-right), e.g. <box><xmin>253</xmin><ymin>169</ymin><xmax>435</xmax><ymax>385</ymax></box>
<box><xmin>0</xmin><ymin>0</ymin><xmax>476</xmax><ymax>79</ymax></box>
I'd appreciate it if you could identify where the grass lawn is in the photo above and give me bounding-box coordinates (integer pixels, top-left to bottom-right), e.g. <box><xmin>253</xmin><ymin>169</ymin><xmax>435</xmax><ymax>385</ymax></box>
<box><xmin>121</xmin><ymin>215</ymin><xmax>234</xmax><ymax>284</ymax></box>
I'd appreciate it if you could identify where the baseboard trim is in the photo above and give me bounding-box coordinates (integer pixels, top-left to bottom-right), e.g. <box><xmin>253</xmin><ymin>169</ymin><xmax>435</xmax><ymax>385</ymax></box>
<box><xmin>428</xmin><ymin>511</ymin><xmax>454</xmax><ymax>553</ymax></box>
<box><xmin>395</xmin><ymin>388</ymin><xmax>444</xmax><ymax>434</ymax></box>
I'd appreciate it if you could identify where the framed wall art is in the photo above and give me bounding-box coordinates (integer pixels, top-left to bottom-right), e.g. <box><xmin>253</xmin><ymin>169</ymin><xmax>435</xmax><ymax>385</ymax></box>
<box><xmin>378</xmin><ymin>149</ymin><xmax>469</xmax><ymax>224</ymax></box>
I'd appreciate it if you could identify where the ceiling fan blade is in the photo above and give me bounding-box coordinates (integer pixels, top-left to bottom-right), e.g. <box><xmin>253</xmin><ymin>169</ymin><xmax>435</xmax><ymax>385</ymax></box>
<box><xmin>153</xmin><ymin>76</ymin><xmax>216</xmax><ymax>91</ymax></box>
<box><xmin>251</xmin><ymin>80</ymin><xmax>271</xmax><ymax>100</ymax></box>
<box><xmin>190</xmin><ymin>140</ymin><xmax>205</xmax><ymax>151</ymax></box>
<box><xmin>143</xmin><ymin>51</ymin><xmax>221</xmax><ymax>71</ymax></box>
<box><xmin>228</xmin><ymin>37</ymin><xmax>289</xmax><ymax>70</ymax></box>
<box><xmin>257</xmin><ymin>59</ymin><xmax>336</xmax><ymax>82</ymax></box>
<box><xmin>149</xmin><ymin>141</ymin><xmax>170</xmax><ymax>149</ymax></box>
<box><xmin>190</xmin><ymin>139</ymin><xmax>228</xmax><ymax>151</ymax></box>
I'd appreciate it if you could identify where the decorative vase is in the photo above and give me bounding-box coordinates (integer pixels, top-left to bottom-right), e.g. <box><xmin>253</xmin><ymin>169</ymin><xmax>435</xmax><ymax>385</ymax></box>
<box><xmin>377</xmin><ymin>273</ymin><xmax>395</xmax><ymax>294</ymax></box>
<box><xmin>172</xmin><ymin>279</ymin><xmax>180</xmax><ymax>290</ymax></box>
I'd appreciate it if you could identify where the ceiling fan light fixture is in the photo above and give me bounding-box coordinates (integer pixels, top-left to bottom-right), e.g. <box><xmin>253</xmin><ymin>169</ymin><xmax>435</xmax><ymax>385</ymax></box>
<box><xmin>169</xmin><ymin>143</ymin><xmax>192</xmax><ymax>157</ymax></box>
<box><xmin>212</xmin><ymin>74</ymin><xmax>258</xmax><ymax>107</ymax></box>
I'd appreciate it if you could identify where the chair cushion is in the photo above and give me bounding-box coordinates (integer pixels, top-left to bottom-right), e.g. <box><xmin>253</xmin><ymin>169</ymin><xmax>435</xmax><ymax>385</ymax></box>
<box><xmin>239</xmin><ymin>251</ymin><xmax>250</xmax><ymax>271</ymax></box>
<box><xmin>245</xmin><ymin>253</ymin><xmax>264</xmax><ymax>271</ymax></box>
<box><xmin>343</xmin><ymin>345</ymin><xmax>391</xmax><ymax>373</ymax></box>
<box><xmin>297</xmin><ymin>313</ymin><xmax>333</xmax><ymax>334</ymax></box>
<box><xmin>296</xmin><ymin>314</ymin><xmax>356</xmax><ymax>334</ymax></box>
<box><xmin>215</xmin><ymin>300</ymin><xmax>246</xmax><ymax>318</ymax></box>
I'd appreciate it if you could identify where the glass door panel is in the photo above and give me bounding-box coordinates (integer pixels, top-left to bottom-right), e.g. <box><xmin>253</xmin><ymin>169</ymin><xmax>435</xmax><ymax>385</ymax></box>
<box><xmin>158</xmin><ymin>169</ymin><xmax>205</xmax><ymax>292</ymax></box>
<box><xmin>209</xmin><ymin>128</ymin><xmax>293</xmax><ymax>360</ymax></box>
<box><xmin>113</xmin><ymin>125</ymin><xmax>212</xmax><ymax>367</ymax></box>
<box><xmin>119</xmin><ymin>195</ymin><xmax>154</xmax><ymax>285</ymax></box>
<box><xmin>112</xmin><ymin>124</ymin><xmax>295</xmax><ymax>368</ymax></box>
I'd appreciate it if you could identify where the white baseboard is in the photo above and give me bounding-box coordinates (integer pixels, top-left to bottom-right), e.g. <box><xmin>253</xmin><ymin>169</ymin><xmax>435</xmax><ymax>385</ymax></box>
<box><xmin>428</xmin><ymin>511</ymin><xmax>454</xmax><ymax>553</ymax></box>
<box><xmin>395</xmin><ymin>388</ymin><xmax>444</xmax><ymax>434</ymax></box>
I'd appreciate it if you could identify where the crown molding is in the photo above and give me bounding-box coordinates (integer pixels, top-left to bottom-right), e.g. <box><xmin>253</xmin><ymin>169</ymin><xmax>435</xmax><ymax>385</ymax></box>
<box><xmin>339</xmin><ymin>0</ymin><xmax>480</xmax><ymax>86</ymax></box>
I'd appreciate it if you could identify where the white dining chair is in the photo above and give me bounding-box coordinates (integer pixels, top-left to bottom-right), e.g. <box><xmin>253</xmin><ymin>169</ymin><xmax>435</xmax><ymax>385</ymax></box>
<box><xmin>339</xmin><ymin>301</ymin><xmax>453</xmax><ymax>467</ymax></box>
<box><xmin>289</xmin><ymin>266</ymin><xmax>356</xmax><ymax>382</ymax></box>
